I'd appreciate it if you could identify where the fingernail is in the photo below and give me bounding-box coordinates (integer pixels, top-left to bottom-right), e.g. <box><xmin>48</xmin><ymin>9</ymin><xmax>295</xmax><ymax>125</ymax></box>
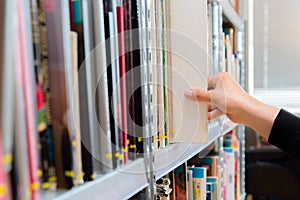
<box><xmin>184</xmin><ymin>89</ymin><xmax>193</xmax><ymax>97</ymax></box>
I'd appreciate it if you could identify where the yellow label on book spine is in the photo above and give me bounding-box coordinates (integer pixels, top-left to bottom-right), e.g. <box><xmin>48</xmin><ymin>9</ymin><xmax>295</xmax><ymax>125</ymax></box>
<box><xmin>105</xmin><ymin>153</ymin><xmax>113</xmax><ymax>158</ymax></box>
<box><xmin>2</xmin><ymin>154</ymin><xmax>13</xmax><ymax>164</ymax></box>
<box><xmin>42</xmin><ymin>182</ymin><xmax>50</xmax><ymax>190</ymax></box>
<box><xmin>65</xmin><ymin>170</ymin><xmax>75</xmax><ymax>177</ymax></box>
<box><xmin>90</xmin><ymin>173</ymin><xmax>96</xmax><ymax>179</ymax></box>
<box><xmin>0</xmin><ymin>185</ymin><xmax>6</xmax><ymax>197</ymax></box>
<box><xmin>138</xmin><ymin>137</ymin><xmax>143</xmax><ymax>142</ymax></box>
<box><xmin>48</xmin><ymin>176</ymin><xmax>57</xmax><ymax>182</ymax></box>
<box><xmin>31</xmin><ymin>182</ymin><xmax>40</xmax><ymax>190</ymax></box>
<box><xmin>37</xmin><ymin>169</ymin><xmax>43</xmax><ymax>177</ymax></box>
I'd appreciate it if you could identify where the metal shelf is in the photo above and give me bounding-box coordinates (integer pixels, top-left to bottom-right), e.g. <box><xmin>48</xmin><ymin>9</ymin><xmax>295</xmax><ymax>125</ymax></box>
<box><xmin>43</xmin><ymin>158</ymin><xmax>148</xmax><ymax>200</ymax></box>
<box><xmin>221</xmin><ymin>0</ymin><xmax>243</xmax><ymax>29</ymax></box>
<box><xmin>155</xmin><ymin>117</ymin><xmax>237</xmax><ymax>180</ymax></box>
<box><xmin>42</xmin><ymin>117</ymin><xmax>236</xmax><ymax>199</ymax></box>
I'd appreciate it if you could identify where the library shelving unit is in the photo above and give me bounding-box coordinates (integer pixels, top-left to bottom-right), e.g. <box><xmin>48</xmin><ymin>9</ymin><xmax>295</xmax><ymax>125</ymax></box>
<box><xmin>43</xmin><ymin>0</ymin><xmax>246</xmax><ymax>199</ymax></box>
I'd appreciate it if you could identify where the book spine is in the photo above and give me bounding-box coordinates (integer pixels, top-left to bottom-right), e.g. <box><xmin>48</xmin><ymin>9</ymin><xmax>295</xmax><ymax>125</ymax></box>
<box><xmin>0</xmin><ymin>134</ymin><xmax>9</xmax><ymax>200</ymax></box>
<box><xmin>117</xmin><ymin>6</ymin><xmax>128</xmax><ymax>164</ymax></box>
<box><xmin>111</xmin><ymin>0</ymin><xmax>124</xmax><ymax>165</ymax></box>
<box><xmin>123</xmin><ymin>0</ymin><xmax>137</xmax><ymax>159</ymax></box>
<box><xmin>17</xmin><ymin>0</ymin><xmax>41</xmax><ymax>197</ymax></box>
<box><xmin>30</xmin><ymin>0</ymin><xmax>51</xmax><ymax>190</ymax></box>
<box><xmin>81</xmin><ymin>0</ymin><xmax>96</xmax><ymax>180</ymax></box>
<box><xmin>2</xmin><ymin>0</ymin><xmax>16</xmax><ymax>173</ymax></box>
<box><xmin>90</xmin><ymin>0</ymin><xmax>113</xmax><ymax>173</ymax></box>
<box><xmin>36</xmin><ymin>0</ymin><xmax>57</xmax><ymax>189</ymax></box>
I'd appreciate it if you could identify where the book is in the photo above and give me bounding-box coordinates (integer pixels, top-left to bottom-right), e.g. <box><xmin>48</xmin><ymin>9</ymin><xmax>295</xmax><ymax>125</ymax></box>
<box><xmin>117</xmin><ymin>3</ymin><xmax>128</xmax><ymax>164</ymax></box>
<box><xmin>1</xmin><ymin>0</ymin><xmax>16</xmax><ymax>173</ymax></box>
<box><xmin>173</xmin><ymin>164</ymin><xmax>187</xmax><ymax>200</ymax></box>
<box><xmin>70</xmin><ymin>30</ymin><xmax>84</xmax><ymax>184</ymax></box>
<box><xmin>16</xmin><ymin>0</ymin><xmax>41</xmax><ymax>197</ymax></box>
<box><xmin>206</xmin><ymin>177</ymin><xmax>218</xmax><ymax>200</ymax></box>
<box><xmin>91</xmin><ymin>0</ymin><xmax>113</xmax><ymax>172</ymax></box>
<box><xmin>35</xmin><ymin>0</ymin><xmax>57</xmax><ymax>189</ymax></box>
<box><xmin>169</xmin><ymin>0</ymin><xmax>208</xmax><ymax>144</ymax></box>
<box><xmin>30</xmin><ymin>0</ymin><xmax>51</xmax><ymax>190</ymax></box>
<box><xmin>223</xmin><ymin>148</ymin><xmax>235</xmax><ymax>200</ymax></box>
<box><xmin>155</xmin><ymin>0</ymin><xmax>165</xmax><ymax>149</ymax></box>
<box><xmin>131</xmin><ymin>0</ymin><xmax>144</xmax><ymax>155</ymax></box>
<box><xmin>45</xmin><ymin>0</ymin><xmax>76</xmax><ymax>188</ymax></box>
<box><xmin>80</xmin><ymin>0</ymin><xmax>96</xmax><ymax>180</ymax></box>
<box><xmin>187</xmin><ymin>169</ymin><xmax>193</xmax><ymax>200</ymax></box>
<box><xmin>14</xmin><ymin>87</ymin><xmax>31</xmax><ymax>200</ymax></box>
<box><xmin>188</xmin><ymin>167</ymin><xmax>207</xmax><ymax>200</ymax></box>
<box><xmin>122</xmin><ymin>0</ymin><xmax>138</xmax><ymax>159</ymax></box>
<box><xmin>104</xmin><ymin>5</ymin><xmax>122</xmax><ymax>168</ymax></box>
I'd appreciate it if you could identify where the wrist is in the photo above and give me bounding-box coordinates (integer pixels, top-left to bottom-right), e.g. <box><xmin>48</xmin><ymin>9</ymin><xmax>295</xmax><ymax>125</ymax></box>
<box><xmin>243</xmin><ymin>98</ymin><xmax>280</xmax><ymax>139</ymax></box>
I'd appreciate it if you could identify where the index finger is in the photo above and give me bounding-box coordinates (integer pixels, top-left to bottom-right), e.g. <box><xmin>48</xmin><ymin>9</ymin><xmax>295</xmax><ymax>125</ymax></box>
<box><xmin>184</xmin><ymin>88</ymin><xmax>211</xmax><ymax>102</ymax></box>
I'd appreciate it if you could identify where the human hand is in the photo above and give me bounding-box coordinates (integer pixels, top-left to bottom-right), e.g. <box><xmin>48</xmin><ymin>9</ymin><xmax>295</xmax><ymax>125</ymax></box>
<box><xmin>184</xmin><ymin>72</ymin><xmax>280</xmax><ymax>139</ymax></box>
<box><xmin>184</xmin><ymin>72</ymin><xmax>252</xmax><ymax>123</ymax></box>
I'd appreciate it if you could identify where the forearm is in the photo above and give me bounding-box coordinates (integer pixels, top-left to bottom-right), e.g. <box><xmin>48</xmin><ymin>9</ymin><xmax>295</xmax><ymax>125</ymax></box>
<box><xmin>240</xmin><ymin>96</ymin><xmax>280</xmax><ymax>140</ymax></box>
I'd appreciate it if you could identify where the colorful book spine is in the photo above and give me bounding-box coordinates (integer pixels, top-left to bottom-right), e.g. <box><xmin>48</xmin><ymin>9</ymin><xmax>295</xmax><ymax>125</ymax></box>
<box><xmin>189</xmin><ymin>167</ymin><xmax>207</xmax><ymax>200</ymax></box>
<box><xmin>174</xmin><ymin>164</ymin><xmax>187</xmax><ymax>200</ymax></box>
<box><xmin>36</xmin><ymin>0</ymin><xmax>57</xmax><ymax>189</ymax></box>
<box><xmin>117</xmin><ymin>5</ymin><xmax>128</xmax><ymax>164</ymax></box>
<box><xmin>17</xmin><ymin>0</ymin><xmax>41</xmax><ymax>198</ymax></box>
<box><xmin>187</xmin><ymin>169</ymin><xmax>193</xmax><ymax>200</ymax></box>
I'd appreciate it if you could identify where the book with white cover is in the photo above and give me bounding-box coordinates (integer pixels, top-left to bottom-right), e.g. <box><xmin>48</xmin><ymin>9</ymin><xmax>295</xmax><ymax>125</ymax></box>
<box><xmin>169</xmin><ymin>0</ymin><xmax>208</xmax><ymax>143</ymax></box>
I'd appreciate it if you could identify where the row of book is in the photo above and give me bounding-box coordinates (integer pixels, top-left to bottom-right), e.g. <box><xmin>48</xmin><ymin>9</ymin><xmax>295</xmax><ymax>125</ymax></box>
<box><xmin>155</xmin><ymin>131</ymin><xmax>241</xmax><ymax>200</ymax></box>
<box><xmin>0</xmin><ymin>0</ymin><xmax>215</xmax><ymax>199</ymax></box>
<box><xmin>222</xmin><ymin>28</ymin><xmax>241</xmax><ymax>84</ymax></box>
<box><xmin>0</xmin><ymin>0</ymin><xmax>151</xmax><ymax>199</ymax></box>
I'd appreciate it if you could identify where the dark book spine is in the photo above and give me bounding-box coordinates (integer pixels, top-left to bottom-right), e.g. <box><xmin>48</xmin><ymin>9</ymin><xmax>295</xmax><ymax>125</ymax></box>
<box><xmin>30</xmin><ymin>0</ymin><xmax>49</xmax><ymax>190</ymax></box>
<box><xmin>37</xmin><ymin>0</ymin><xmax>57</xmax><ymax>189</ymax></box>
<box><xmin>104</xmin><ymin>11</ymin><xmax>119</xmax><ymax>169</ymax></box>
<box><xmin>131</xmin><ymin>0</ymin><xmax>144</xmax><ymax>155</ymax></box>
<box><xmin>123</xmin><ymin>0</ymin><xmax>137</xmax><ymax>160</ymax></box>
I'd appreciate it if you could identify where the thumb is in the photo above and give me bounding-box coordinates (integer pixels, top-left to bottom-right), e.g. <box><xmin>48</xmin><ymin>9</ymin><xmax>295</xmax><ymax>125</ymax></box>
<box><xmin>184</xmin><ymin>88</ymin><xmax>211</xmax><ymax>102</ymax></box>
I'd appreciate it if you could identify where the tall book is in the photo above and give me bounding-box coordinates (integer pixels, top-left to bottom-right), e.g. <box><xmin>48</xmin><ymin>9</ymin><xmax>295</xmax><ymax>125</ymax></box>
<box><xmin>169</xmin><ymin>0</ymin><xmax>208</xmax><ymax>143</ymax></box>
<box><xmin>103</xmin><ymin>0</ymin><xmax>122</xmax><ymax>168</ymax></box>
<box><xmin>70</xmin><ymin>30</ymin><xmax>84</xmax><ymax>184</ymax></box>
<box><xmin>91</xmin><ymin>0</ymin><xmax>113</xmax><ymax>172</ymax></box>
<box><xmin>155</xmin><ymin>0</ymin><xmax>165</xmax><ymax>149</ymax></box>
<box><xmin>13</xmin><ymin>85</ymin><xmax>31</xmax><ymax>200</ymax></box>
<box><xmin>16</xmin><ymin>0</ymin><xmax>41</xmax><ymax>198</ymax></box>
<box><xmin>123</xmin><ymin>0</ymin><xmax>137</xmax><ymax>159</ymax></box>
<box><xmin>44</xmin><ymin>0</ymin><xmax>76</xmax><ymax>188</ymax></box>
<box><xmin>117</xmin><ymin>2</ymin><xmax>129</xmax><ymax>164</ymax></box>
<box><xmin>30</xmin><ymin>0</ymin><xmax>51</xmax><ymax>190</ymax></box>
<box><xmin>80</xmin><ymin>0</ymin><xmax>96</xmax><ymax>180</ymax></box>
<box><xmin>35</xmin><ymin>0</ymin><xmax>57</xmax><ymax>189</ymax></box>
<box><xmin>1</xmin><ymin>0</ymin><xmax>16</xmax><ymax>173</ymax></box>
<box><xmin>130</xmin><ymin>0</ymin><xmax>144</xmax><ymax>155</ymax></box>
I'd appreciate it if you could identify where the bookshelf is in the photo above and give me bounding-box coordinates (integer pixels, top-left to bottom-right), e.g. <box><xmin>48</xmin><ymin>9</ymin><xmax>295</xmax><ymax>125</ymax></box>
<box><xmin>1</xmin><ymin>0</ymin><xmax>246</xmax><ymax>199</ymax></box>
<box><xmin>42</xmin><ymin>118</ymin><xmax>236</xmax><ymax>200</ymax></box>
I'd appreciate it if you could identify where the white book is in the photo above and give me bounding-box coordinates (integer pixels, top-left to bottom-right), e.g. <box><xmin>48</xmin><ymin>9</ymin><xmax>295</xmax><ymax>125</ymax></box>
<box><xmin>92</xmin><ymin>0</ymin><xmax>113</xmax><ymax>172</ymax></box>
<box><xmin>224</xmin><ymin>148</ymin><xmax>235</xmax><ymax>200</ymax></box>
<box><xmin>169</xmin><ymin>0</ymin><xmax>208</xmax><ymax>143</ymax></box>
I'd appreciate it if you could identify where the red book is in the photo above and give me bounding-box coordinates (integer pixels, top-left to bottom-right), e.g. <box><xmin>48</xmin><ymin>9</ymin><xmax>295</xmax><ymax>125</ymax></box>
<box><xmin>117</xmin><ymin>6</ymin><xmax>128</xmax><ymax>164</ymax></box>
<box><xmin>16</xmin><ymin>1</ymin><xmax>41</xmax><ymax>199</ymax></box>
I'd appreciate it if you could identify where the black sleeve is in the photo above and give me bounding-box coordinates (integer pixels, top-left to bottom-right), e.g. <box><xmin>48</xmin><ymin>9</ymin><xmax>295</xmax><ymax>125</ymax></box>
<box><xmin>268</xmin><ymin>109</ymin><xmax>300</xmax><ymax>159</ymax></box>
